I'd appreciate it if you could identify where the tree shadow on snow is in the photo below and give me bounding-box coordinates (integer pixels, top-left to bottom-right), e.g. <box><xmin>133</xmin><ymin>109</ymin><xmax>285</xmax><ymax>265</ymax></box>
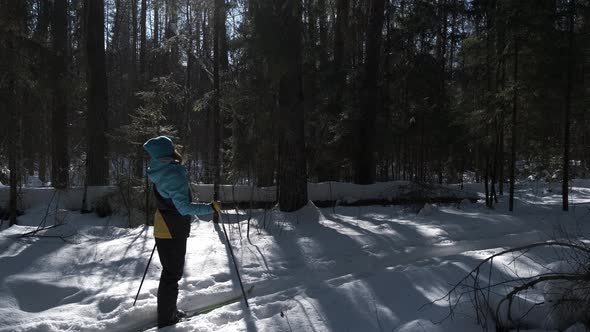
<box><xmin>246</xmin><ymin>204</ymin><xmax>569</xmax><ymax>331</ymax></box>
<box><xmin>212</xmin><ymin>219</ymin><xmax>259</xmax><ymax>332</ymax></box>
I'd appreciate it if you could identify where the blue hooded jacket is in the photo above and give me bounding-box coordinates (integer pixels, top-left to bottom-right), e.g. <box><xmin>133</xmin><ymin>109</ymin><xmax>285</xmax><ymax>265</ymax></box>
<box><xmin>144</xmin><ymin>136</ymin><xmax>213</xmax><ymax>217</ymax></box>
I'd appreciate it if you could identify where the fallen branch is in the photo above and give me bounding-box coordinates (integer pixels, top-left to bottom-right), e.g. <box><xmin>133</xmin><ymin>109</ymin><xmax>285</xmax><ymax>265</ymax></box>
<box><xmin>425</xmin><ymin>241</ymin><xmax>590</xmax><ymax>330</ymax></box>
<box><xmin>497</xmin><ymin>273</ymin><xmax>590</xmax><ymax>329</ymax></box>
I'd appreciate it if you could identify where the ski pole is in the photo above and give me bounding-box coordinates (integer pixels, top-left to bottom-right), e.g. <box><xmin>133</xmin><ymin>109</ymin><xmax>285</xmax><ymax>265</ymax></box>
<box><xmin>133</xmin><ymin>242</ymin><xmax>157</xmax><ymax>306</ymax></box>
<box><xmin>218</xmin><ymin>210</ymin><xmax>249</xmax><ymax>307</ymax></box>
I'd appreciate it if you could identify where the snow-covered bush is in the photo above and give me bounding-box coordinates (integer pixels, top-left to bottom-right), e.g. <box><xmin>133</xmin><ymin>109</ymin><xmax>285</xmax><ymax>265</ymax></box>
<box><xmin>418</xmin><ymin>203</ymin><xmax>437</xmax><ymax>216</ymax></box>
<box><xmin>24</xmin><ymin>175</ymin><xmax>44</xmax><ymax>188</ymax></box>
<box><xmin>93</xmin><ymin>195</ymin><xmax>113</xmax><ymax>218</ymax></box>
<box><xmin>100</xmin><ymin>176</ymin><xmax>155</xmax><ymax>227</ymax></box>
<box><xmin>0</xmin><ymin>166</ymin><xmax>8</xmax><ymax>185</ymax></box>
<box><xmin>459</xmin><ymin>198</ymin><xmax>471</xmax><ymax>209</ymax></box>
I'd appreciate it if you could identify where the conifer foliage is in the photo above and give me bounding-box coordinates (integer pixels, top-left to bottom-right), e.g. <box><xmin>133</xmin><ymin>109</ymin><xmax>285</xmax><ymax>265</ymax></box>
<box><xmin>0</xmin><ymin>0</ymin><xmax>589</xmax><ymax>215</ymax></box>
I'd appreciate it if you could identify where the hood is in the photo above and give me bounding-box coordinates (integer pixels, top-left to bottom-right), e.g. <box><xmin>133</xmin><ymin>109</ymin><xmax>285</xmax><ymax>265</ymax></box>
<box><xmin>143</xmin><ymin>136</ymin><xmax>174</xmax><ymax>160</ymax></box>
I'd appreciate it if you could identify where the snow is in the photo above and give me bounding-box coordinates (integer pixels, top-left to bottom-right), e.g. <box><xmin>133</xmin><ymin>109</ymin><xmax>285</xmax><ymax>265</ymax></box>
<box><xmin>24</xmin><ymin>176</ymin><xmax>44</xmax><ymax>188</ymax></box>
<box><xmin>0</xmin><ymin>186</ymin><xmax>117</xmax><ymax>211</ymax></box>
<box><xmin>565</xmin><ymin>323</ymin><xmax>589</xmax><ymax>332</ymax></box>
<box><xmin>0</xmin><ymin>181</ymin><xmax>589</xmax><ymax>331</ymax></box>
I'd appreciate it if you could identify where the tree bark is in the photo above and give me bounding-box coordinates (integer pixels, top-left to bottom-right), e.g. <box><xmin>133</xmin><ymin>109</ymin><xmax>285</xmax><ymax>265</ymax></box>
<box><xmin>334</xmin><ymin>0</ymin><xmax>349</xmax><ymax>96</ymax></box>
<box><xmin>202</xmin><ymin>11</ymin><xmax>209</xmax><ymax>58</ymax></box>
<box><xmin>4</xmin><ymin>2</ymin><xmax>23</xmax><ymax>225</ymax></box>
<box><xmin>85</xmin><ymin>0</ymin><xmax>109</xmax><ymax>185</ymax></box>
<box><xmin>154</xmin><ymin>0</ymin><xmax>160</xmax><ymax>48</ymax></box>
<box><xmin>131</xmin><ymin>0</ymin><xmax>138</xmax><ymax>88</ymax></box>
<box><xmin>509</xmin><ymin>36</ymin><xmax>518</xmax><ymax>212</ymax></box>
<box><xmin>317</xmin><ymin>0</ymin><xmax>329</xmax><ymax>70</ymax></box>
<box><xmin>33</xmin><ymin>0</ymin><xmax>50</xmax><ymax>185</ymax></box>
<box><xmin>354</xmin><ymin>0</ymin><xmax>385</xmax><ymax>185</ymax></box>
<box><xmin>485</xmin><ymin>156</ymin><xmax>490</xmax><ymax>207</ymax></box>
<box><xmin>274</xmin><ymin>0</ymin><xmax>308</xmax><ymax>212</ymax></box>
<box><xmin>184</xmin><ymin>0</ymin><xmax>193</xmax><ymax>147</ymax></box>
<box><xmin>495</xmin><ymin>0</ymin><xmax>506</xmax><ymax>197</ymax></box>
<box><xmin>166</xmin><ymin>0</ymin><xmax>180</xmax><ymax>70</ymax></box>
<box><xmin>219</xmin><ymin>0</ymin><xmax>229</xmax><ymax>69</ymax></box>
<box><xmin>51</xmin><ymin>0</ymin><xmax>69</xmax><ymax>189</ymax></box>
<box><xmin>34</xmin><ymin>0</ymin><xmax>51</xmax><ymax>42</ymax></box>
<box><xmin>139</xmin><ymin>0</ymin><xmax>147</xmax><ymax>76</ymax></box>
<box><xmin>201</xmin><ymin>9</ymin><xmax>211</xmax><ymax>183</ymax></box>
<box><xmin>9</xmin><ymin>95</ymin><xmax>18</xmax><ymax>225</ymax></box>
<box><xmin>563</xmin><ymin>0</ymin><xmax>575</xmax><ymax>211</ymax></box>
<box><xmin>213</xmin><ymin>0</ymin><xmax>223</xmax><ymax>221</ymax></box>
<box><xmin>449</xmin><ymin>0</ymin><xmax>457</xmax><ymax>79</ymax></box>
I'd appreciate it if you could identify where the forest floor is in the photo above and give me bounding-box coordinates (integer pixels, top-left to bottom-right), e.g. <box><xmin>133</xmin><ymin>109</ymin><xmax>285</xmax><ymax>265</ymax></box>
<box><xmin>1</xmin><ymin>181</ymin><xmax>590</xmax><ymax>332</ymax></box>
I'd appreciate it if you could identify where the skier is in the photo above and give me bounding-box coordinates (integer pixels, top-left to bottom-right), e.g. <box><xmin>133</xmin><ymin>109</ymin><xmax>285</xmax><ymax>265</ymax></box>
<box><xmin>143</xmin><ymin>136</ymin><xmax>222</xmax><ymax>328</ymax></box>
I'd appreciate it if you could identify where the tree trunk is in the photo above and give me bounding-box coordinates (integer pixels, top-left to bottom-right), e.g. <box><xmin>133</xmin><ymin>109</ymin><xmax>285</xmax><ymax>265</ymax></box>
<box><xmin>212</xmin><ymin>0</ymin><xmax>223</xmax><ymax>221</ymax></box>
<box><xmin>219</xmin><ymin>0</ymin><xmax>229</xmax><ymax>69</ymax></box>
<box><xmin>334</xmin><ymin>0</ymin><xmax>349</xmax><ymax>100</ymax></box>
<box><xmin>9</xmin><ymin>104</ymin><xmax>18</xmax><ymax>225</ymax></box>
<box><xmin>22</xmin><ymin>91</ymin><xmax>35</xmax><ymax>177</ymax></box>
<box><xmin>51</xmin><ymin>0</ymin><xmax>69</xmax><ymax>189</ymax></box>
<box><xmin>491</xmin><ymin>132</ymin><xmax>499</xmax><ymax>203</ymax></box>
<box><xmin>484</xmin><ymin>156</ymin><xmax>490</xmax><ymax>207</ymax></box>
<box><xmin>131</xmin><ymin>0</ymin><xmax>138</xmax><ymax>109</ymax></box>
<box><xmin>34</xmin><ymin>0</ymin><xmax>51</xmax><ymax>42</ymax></box>
<box><xmin>39</xmin><ymin>152</ymin><xmax>47</xmax><ymax>183</ymax></box>
<box><xmin>275</xmin><ymin>0</ymin><xmax>308</xmax><ymax>212</ymax></box>
<box><xmin>132</xmin><ymin>0</ymin><xmax>138</xmax><ymax>76</ymax></box>
<box><xmin>139</xmin><ymin>0</ymin><xmax>147</xmax><ymax>76</ymax></box>
<box><xmin>165</xmin><ymin>0</ymin><xmax>180</xmax><ymax>71</ymax></box>
<box><xmin>154</xmin><ymin>0</ymin><xmax>160</xmax><ymax>48</ymax></box>
<box><xmin>509</xmin><ymin>36</ymin><xmax>518</xmax><ymax>212</ymax></box>
<box><xmin>6</xmin><ymin>33</ymin><xmax>19</xmax><ymax>226</ymax></box>
<box><xmin>317</xmin><ymin>0</ymin><xmax>329</xmax><ymax>70</ymax></box>
<box><xmin>354</xmin><ymin>0</ymin><xmax>385</xmax><ymax>185</ymax></box>
<box><xmin>449</xmin><ymin>0</ymin><xmax>457</xmax><ymax>79</ymax></box>
<box><xmin>499</xmin><ymin>127</ymin><xmax>504</xmax><ymax>195</ymax></box>
<box><xmin>85</xmin><ymin>0</ymin><xmax>109</xmax><ymax>186</ymax></box>
<box><xmin>563</xmin><ymin>0</ymin><xmax>575</xmax><ymax>211</ymax></box>
<box><xmin>32</xmin><ymin>0</ymin><xmax>50</xmax><ymax>186</ymax></box>
<box><xmin>202</xmin><ymin>11</ymin><xmax>209</xmax><ymax>58</ymax></box>
<box><xmin>184</xmin><ymin>0</ymin><xmax>193</xmax><ymax>148</ymax></box>
<box><xmin>201</xmin><ymin>9</ymin><xmax>211</xmax><ymax>183</ymax></box>
<box><xmin>495</xmin><ymin>0</ymin><xmax>506</xmax><ymax>197</ymax></box>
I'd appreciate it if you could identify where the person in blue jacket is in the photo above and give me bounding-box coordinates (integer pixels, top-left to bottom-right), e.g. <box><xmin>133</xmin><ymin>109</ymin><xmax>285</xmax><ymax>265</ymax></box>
<box><xmin>143</xmin><ymin>136</ymin><xmax>221</xmax><ymax>328</ymax></box>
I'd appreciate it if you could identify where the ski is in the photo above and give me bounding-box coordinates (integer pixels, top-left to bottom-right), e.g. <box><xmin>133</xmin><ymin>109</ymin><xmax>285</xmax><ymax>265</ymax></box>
<box><xmin>137</xmin><ymin>285</ymin><xmax>254</xmax><ymax>331</ymax></box>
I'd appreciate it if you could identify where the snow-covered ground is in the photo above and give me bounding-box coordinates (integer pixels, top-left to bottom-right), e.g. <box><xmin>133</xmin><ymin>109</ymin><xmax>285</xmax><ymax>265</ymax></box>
<box><xmin>1</xmin><ymin>181</ymin><xmax>589</xmax><ymax>332</ymax></box>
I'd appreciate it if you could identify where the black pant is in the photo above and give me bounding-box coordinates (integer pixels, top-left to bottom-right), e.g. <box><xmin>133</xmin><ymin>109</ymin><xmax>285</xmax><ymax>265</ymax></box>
<box><xmin>155</xmin><ymin>237</ymin><xmax>187</xmax><ymax>326</ymax></box>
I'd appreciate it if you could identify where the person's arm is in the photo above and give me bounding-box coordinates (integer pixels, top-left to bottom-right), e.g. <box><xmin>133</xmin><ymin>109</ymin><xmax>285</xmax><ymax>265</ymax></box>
<box><xmin>159</xmin><ymin>166</ymin><xmax>214</xmax><ymax>216</ymax></box>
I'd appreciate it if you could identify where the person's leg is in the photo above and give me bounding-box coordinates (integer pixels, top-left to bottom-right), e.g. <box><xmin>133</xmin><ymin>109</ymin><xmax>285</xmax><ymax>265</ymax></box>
<box><xmin>155</xmin><ymin>237</ymin><xmax>187</xmax><ymax>327</ymax></box>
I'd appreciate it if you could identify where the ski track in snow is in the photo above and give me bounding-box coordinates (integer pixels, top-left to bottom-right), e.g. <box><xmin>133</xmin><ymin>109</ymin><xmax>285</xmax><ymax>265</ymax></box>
<box><xmin>0</xmin><ymin>182</ymin><xmax>589</xmax><ymax>332</ymax></box>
